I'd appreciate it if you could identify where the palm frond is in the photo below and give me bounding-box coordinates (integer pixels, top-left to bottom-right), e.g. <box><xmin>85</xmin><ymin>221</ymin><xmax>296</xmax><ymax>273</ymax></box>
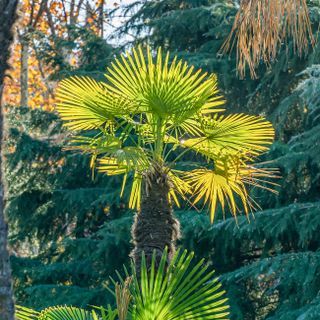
<box><xmin>97</xmin><ymin>147</ymin><xmax>150</xmax><ymax>175</ymax></box>
<box><xmin>129</xmin><ymin>172</ymin><xmax>142</xmax><ymax>210</ymax></box>
<box><xmin>90</xmin><ymin>306</ymin><xmax>117</xmax><ymax>320</ymax></box>
<box><xmin>115</xmin><ymin>278</ymin><xmax>132</xmax><ymax>320</ymax></box>
<box><xmin>16</xmin><ymin>305</ymin><xmax>39</xmax><ymax>320</ymax></box>
<box><xmin>181</xmin><ymin>113</ymin><xmax>275</xmax><ymax>158</ymax></box>
<box><xmin>183</xmin><ymin>159</ymin><xmax>278</xmax><ymax>222</ymax></box>
<box><xmin>220</xmin><ymin>0</ymin><xmax>314</xmax><ymax>78</ymax></box>
<box><xmin>56</xmin><ymin>76</ymin><xmax>134</xmax><ymax>131</ymax></box>
<box><xmin>16</xmin><ymin>305</ymin><xmax>97</xmax><ymax>320</ymax></box>
<box><xmin>104</xmin><ymin>46</ymin><xmax>224</xmax><ymax>123</ymax></box>
<box><xmin>67</xmin><ymin>135</ymin><xmax>122</xmax><ymax>154</ymax></box>
<box><xmin>168</xmin><ymin>169</ymin><xmax>192</xmax><ymax>207</ymax></box>
<box><xmin>120</xmin><ymin>248</ymin><xmax>230</xmax><ymax>320</ymax></box>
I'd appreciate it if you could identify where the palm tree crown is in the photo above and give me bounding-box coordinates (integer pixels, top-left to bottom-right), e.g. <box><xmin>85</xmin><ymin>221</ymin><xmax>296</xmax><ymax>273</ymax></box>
<box><xmin>56</xmin><ymin>46</ymin><xmax>276</xmax><ymax>222</ymax></box>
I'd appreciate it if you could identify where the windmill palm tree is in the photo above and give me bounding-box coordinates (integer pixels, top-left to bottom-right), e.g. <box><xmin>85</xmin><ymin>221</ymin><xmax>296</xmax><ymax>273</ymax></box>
<box><xmin>56</xmin><ymin>46</ymin><xmax>277</xmax><ymax>271</ymax></box>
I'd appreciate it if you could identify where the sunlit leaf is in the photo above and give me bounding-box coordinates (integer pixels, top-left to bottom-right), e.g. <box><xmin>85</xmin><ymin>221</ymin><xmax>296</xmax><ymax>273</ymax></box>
<box><xmin>183</xmin><ymin>159</ymin><xmax>278</xmax><ymax>222</ymax></box>
<box><xmin>114</xmin><ymin>248</ymin><xmax>230</xmax><ymax>319</ymax></box>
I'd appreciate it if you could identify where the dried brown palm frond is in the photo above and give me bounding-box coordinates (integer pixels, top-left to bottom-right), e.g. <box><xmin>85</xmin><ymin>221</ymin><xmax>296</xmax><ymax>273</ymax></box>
<box><xmin>115</xmin><ymin>278</ymin><xmax>132</xmax><ymax>320</ymax></box>
<box><xmin>220</xmin><ymin>0</ymin><xmax>315</xmax><ymax>78</ymax></box>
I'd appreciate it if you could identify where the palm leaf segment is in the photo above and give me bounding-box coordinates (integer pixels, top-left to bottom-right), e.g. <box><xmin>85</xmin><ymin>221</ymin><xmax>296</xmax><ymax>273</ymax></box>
<box><xmin>56</xmin><ymin>46</ymin><xmax>276</xmax><ymax>222</ymax></box>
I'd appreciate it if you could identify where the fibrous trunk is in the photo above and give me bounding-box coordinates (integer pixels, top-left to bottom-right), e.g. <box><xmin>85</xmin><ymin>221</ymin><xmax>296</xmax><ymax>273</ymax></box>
<box><xmin>131</xmin><ymin>165</ymin><xmax>180</xmax><ymax>273</ymax></box>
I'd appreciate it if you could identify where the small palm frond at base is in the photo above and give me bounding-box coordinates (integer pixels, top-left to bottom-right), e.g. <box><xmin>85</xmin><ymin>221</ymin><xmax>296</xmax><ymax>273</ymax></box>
<box><xmin>114</xmin><ymin>248</ymin><xmax>230</xmax><ymax>320</ymax></box>
<box><xmin>16</xmin><ymin>305</ymin><xmax>39</xmax><ymax>320</ymax></box>
<box><xmin>15</xmin><ymin>305</ymin><xmax>116</xmax><ymax>320</ymax></box>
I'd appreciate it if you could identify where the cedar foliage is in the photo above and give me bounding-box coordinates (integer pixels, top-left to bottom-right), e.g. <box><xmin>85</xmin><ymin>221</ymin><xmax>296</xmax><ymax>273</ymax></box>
<box><xmin>5</xmin><ymin>0</ymin><xmax>320</xmax><ymax>319</ymax></box>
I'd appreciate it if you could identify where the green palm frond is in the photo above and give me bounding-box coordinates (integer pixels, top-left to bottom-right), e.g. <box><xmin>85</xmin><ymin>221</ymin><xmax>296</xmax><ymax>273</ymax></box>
<box><xmin>56</xmin><ymin>76</ymin><xmax>134</xmax><ymax>131</ymax></box>
<box><xmin>129</xmin><ymin>172</ymin><xmax>142</xmax><ymax>210</ymax></box>
<box><xmin>98</xmin><ymin>147</ymin><xmax>150</xmax><ymax>173</ymax></box>
<box><xmin>16</xmin><ymin>305</ymin><xmax>97</xmax><ymax>320</ymax></box>
<box><xmin>16</xmin><ymin>250</ymin><xmax>230</xmax><ymax>320</ymax></box>
<box><xmin>114</xmin><ymin>248</ymin><xmax>230</xmax><ymax>319</ymax></box>
<box><xmin>104</xmin><ymin>46</ymin><xmax>225</xmax><ymax>123</ymax></box>
<box><xmin>16</xmin><ymin>305</ymin><xmax>39</xmax><ymax>320</ymax></box>
<box><xmin>16</xmin><ymin>305</ymin><xmax>118</xmax><ymax>320</ymax></box>
<box><xmin>180</xmin><ymin>113</ymin><xmax>274</xmax><ymax>158</ymax></box>
<box><xmin>68</xmin><ymin>135</ymin><xmax>122</xmax><ymax>154</ymax></box>
<box><xmin>168</xmin><ymin>170</ymin><xmax>192</xmax><ymax>207</ymax></box>
<box><xmin>96</xmin><ymin>146</ymin><xmax>150</xmax><ymax>185</ymax></box>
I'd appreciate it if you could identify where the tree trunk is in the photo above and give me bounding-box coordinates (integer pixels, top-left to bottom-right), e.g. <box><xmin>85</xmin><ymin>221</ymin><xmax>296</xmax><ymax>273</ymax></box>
<box><xmin>20</xmin><ymin>36</ymin><xmax>29</xmax><ymax>107</ymax></box>
<box><xmin>130</xmin><ymin>166</ymin><xmax>181</xmax><ymax>274</ymax></box>
<box><xmin>0</xmin><ymin>0</ymin><xmax>19</xmax><ymax>319</ymax></box>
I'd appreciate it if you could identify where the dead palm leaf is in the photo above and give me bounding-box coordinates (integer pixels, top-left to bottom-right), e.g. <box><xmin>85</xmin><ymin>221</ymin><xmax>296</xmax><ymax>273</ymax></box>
<box><xmin>221</xmin><ymin>0</ymin><xmax>315</xmax><ymax>78</ymax></box>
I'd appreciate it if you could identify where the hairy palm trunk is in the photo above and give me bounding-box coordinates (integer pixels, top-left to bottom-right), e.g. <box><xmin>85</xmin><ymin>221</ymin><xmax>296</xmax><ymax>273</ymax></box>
<box><xmin>0</xmin><ymin>0</ymin><xmax>18</xmax><ymax>318</ymax></box>
<box><xmin>131</xmin><ymin>166</ymin><xmax>180</xmax><ymax>273</ymax></box>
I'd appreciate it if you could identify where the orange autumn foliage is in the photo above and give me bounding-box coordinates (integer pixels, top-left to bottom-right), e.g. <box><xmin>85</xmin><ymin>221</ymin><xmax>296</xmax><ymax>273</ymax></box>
<box><xmin>3</xmin><ymin>0</ymin><xmax>104</xmax><ymax>111</ymax></box>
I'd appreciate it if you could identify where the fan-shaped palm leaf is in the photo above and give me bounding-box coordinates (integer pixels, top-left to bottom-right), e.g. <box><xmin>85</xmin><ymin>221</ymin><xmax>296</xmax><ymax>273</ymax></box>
<box><xmin>56</xmin><ymin>76</ymin><xmax>135</xmax><ymax>131</ymax></box>
<box><xmin>16</xmin><ymin>305</ymin><xmax>39</xmax><ymax>320</ymax></box>
<box><xmin>104</xmin><ymin>47</ymin><xmax>225</xmax><ymax>123</ymax></box>
<box><xmin>16</xmin><ymin>305</ymin><xmax>97</xmax><ymax>320</ymax></box>
<box><xmin>184</xmin><ymin>158</ymin><xmax>278</xmax><ymax>222</ymax></box>
<box><xmin>15</xmin><ymin>305</ymin><xmax>117</xmax><ymax>320</ymax></box>
<box><xmin>113</xmin><ymin>248</ymin><xmax>230</xmax><ymax>320</ymax></box>
<box><xmin>179</xmin><ymin>113</ymin><xmax>274</xmax><ymax>158</ymax></box>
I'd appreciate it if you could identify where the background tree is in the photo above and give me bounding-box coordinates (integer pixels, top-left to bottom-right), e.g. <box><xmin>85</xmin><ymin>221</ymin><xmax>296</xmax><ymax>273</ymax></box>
<box><xmin>0</xmin><ymin>0</ymin><xmax>19</xmax><ymax>318</ymax></box>
<box><xmin>3</xmin><ymin>0</ymin><xmax>114</xmax><ymax>110</ymax></box>
<box><xmin>6</xmin><ymin>106</ymin><xmax>129</xmax><ymax>308</ymax></box>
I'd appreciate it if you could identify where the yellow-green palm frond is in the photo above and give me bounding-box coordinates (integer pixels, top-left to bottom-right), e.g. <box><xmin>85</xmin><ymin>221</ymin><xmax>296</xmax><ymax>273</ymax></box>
<box><xmin>129</xmin><ymin>172</ymin><xmax>142</xmax><ymax>210</ymax></box>
<box><xmin>56</xmin><ymin>76</ymin><xmax>135</xmax><ymax>131</ymax></box>
<box><xmin>97</xmin><ymin>147</ymin><xmax>150</xmax><ymax>175</ymax></box>
<box><xmin>97</xmin><ymin>157</ymin><xmax>128</xmax><ymax>176</ymax></box>
<box><xmin>67</xmin><ymin>135</ymin><xmax>122</xmax><ymax>154</ymax></box>
<box><xmin>168</xmin><ymin>170</ymin><xmax>192</xmax><ymax>207</ymax></box>
<box><xmin>184</xmin><ymin>159</ymin><xmax>278</xmax><ymax>223</ymax></box>
<box><xmin>181</xmin><ymin>113</ymin><xmax>274</xmax><ymax>158</ymax></box>
<box><xmin>97</xmin><ymin>147</ymin><xmax>150</xmax><ymax>211</ymax></box>
<box><xmin>104</xmin><ymin>46</ymin><xmax>225</xmax><ymax>123</ymax></box>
